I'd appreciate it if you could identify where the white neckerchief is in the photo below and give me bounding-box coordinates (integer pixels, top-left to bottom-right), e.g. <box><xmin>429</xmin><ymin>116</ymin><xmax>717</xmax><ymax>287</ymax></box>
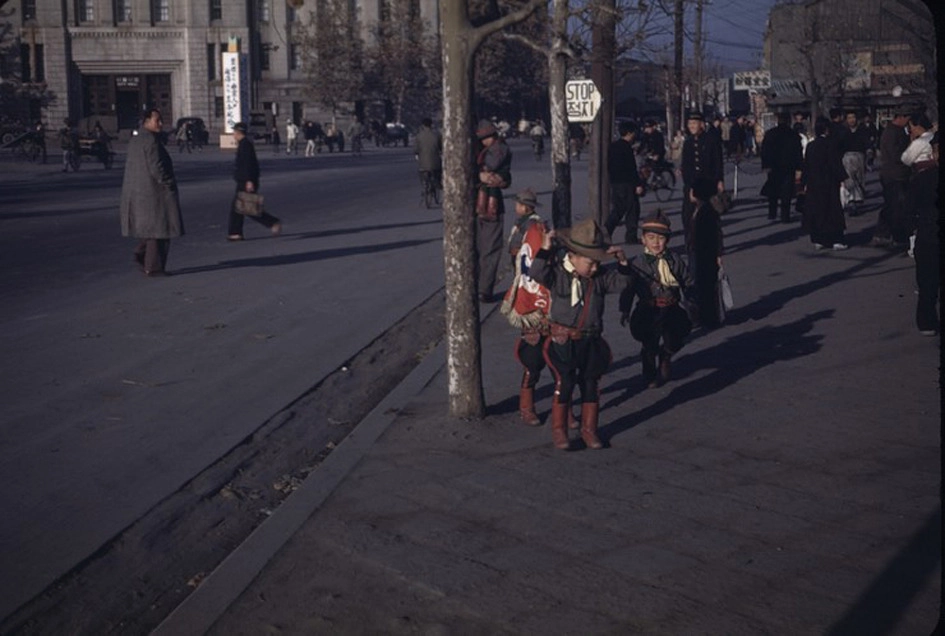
<box><xmin>644</xmin><ymin>247</ymin><xmax>679</xmax><ymax>288</ymax></box>
<box><xmin>563</xmin><ymin>254</ymin><xmax>584</xmax><ymax>306</ymax></box>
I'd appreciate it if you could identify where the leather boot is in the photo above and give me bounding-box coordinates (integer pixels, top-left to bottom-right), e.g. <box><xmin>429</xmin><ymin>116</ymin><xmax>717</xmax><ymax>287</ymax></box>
<box><xmin>643</xmin><ymin>348</ymin><xmax>659</xmax><ymax>388</ymax></box>
<box><xmin>580</xmin><ymin>402</ymin><xmax>603</xmax><ymax>449</ymax></box>
<box><xmin>519</xmin><ymin>387</ymin><xmax>541</xmax><ymax>426</ymax></box>
<box><xmin>567</xmin><ymin>401</ymin><xmax>579</xmax><ymax>429</ymax></box>
<box><xmin>551</xmin><ymin>400</ymin><xmax>570</xmax><ymax>450</ymax></box>
<box><xmin>658</xmin><ymin>350</ymin><xmax>672</xmax><ymax>385</ymax></box>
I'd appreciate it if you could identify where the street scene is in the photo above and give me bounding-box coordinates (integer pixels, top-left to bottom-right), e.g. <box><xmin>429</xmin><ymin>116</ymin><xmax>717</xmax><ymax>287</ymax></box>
<box><xmin>0</xmin><ymin>0</ymin><xmax>941</xmax><ymax>634</ymax></box>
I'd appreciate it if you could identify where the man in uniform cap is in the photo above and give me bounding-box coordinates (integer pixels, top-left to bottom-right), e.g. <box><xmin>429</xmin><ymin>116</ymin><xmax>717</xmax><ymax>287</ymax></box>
<box><xmin>679</xmin><ymin>111</ymin><xmax>724</xmax><ymax>250</ymax></box>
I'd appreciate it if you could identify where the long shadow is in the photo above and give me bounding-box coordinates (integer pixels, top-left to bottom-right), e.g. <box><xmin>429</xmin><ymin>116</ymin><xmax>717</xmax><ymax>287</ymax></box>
<box><xmin>599</xmin><ymin>310</ymin><xmax>831</xmax><ymax>441</ymax></box>
<box><xmin>724</xmin><ymin>224</ymin><xmax>807</xmax><ymax>255</ymax></box>
<box><xmin>725</xmin><ymin>248</ymin><xmax>900</xmax><ymax>326</ymax></box>
<box><xmin>289</xmin><ymin>219</ymin><xmax>442</xmax><ymax>241</ymax></box>
<box><xmin>827</xmin><ymin>507</ymin><xmax>942</xmax><ymax>636</ymax></box>
<box><xmin>0</xmin><ymin>205</ymin><xmax>116</xmax><ymax>220</ymax></box>
<box><xmin>172</xmin><ymin>238</ymin><xmax>439</xmax><ymax>275</ymax></box>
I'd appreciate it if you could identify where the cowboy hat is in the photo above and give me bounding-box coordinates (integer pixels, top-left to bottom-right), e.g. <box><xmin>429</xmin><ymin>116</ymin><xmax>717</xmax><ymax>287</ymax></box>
<box><xmin>557</xmin><ymin>218</ymin><xmax>612</xmax><ymax>261</ymax></box>
<box><xmin>514</xmin><ymin>188</ymin><xmax>541</xmax><ymax>208</ymax></box>
<box><xmin>476</xmin><ymin>119</ymin><xmax>498</xmax><ymax>139</ymax></box>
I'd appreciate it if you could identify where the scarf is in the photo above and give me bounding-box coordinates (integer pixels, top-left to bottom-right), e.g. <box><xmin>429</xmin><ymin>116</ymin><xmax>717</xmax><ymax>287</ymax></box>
<box><xmin>563</xmin><ymin>255</ymin><xmax>584</xmax><ymax>306</ymax></box>
<box><xmin>644</xmin><ymin>248</ymin><xmax>679</xmax><ymax>288</ymax></box>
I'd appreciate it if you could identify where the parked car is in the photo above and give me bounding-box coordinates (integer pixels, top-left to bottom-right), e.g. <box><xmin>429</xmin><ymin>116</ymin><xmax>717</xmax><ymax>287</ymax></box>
<box><xmin>172</xmin><ymin>117</ymin><xmax>209</xmax><ymax>147</ymax></box>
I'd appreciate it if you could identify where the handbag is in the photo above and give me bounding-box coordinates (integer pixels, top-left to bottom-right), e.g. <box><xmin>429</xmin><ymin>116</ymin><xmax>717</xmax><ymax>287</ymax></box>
<box><xmin>235</xmin><ymin>191</ymin><xmax>264</xmax><ymax>217</ymax></box>
<box><xmin>719</xmin><ymin>266</ymin><xmax>734</xmax><ymax>310</ymax></box>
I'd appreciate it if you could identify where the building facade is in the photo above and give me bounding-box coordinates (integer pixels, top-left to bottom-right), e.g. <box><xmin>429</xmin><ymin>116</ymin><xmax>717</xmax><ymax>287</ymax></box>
<box><xmin>763</xmin><ymin>0</ymin><xmax>936</xmax><ymax>123</ymax></box>
<box><xmin>4</xmin><ymin>0</ymin><xmax>438</xmax><ymax>138</ymax></box>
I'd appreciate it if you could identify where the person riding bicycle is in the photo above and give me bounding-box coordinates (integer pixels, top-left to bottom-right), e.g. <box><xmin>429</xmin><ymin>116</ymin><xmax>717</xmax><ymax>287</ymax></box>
<box><xmin>638</xmin><ymin>120</ymin><xmax>669</xmax><ymax>169</ymax></box>
<box><xmin>414</xmin><ymin>117</ymin><xmax>442</xmax><ymax>195</ymax></box>
<box><xmin>529</xmin><ymin>120</ymin><xmax>546</xmax><ymax>156</ymax></box>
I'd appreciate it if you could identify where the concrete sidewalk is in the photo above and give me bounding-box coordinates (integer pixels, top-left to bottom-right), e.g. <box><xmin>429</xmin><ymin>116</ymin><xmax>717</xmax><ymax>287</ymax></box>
<box><xmin>157</xmin><ymin>171</ymin><xmax>941</xmax><ymax>635</ymax></box>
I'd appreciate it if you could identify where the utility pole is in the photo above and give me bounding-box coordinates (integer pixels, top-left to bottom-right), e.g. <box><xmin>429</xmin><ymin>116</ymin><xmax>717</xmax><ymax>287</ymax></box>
<box><xmin>673</xmin><ymin>0</ymin><xmax>685</xmax><ymax>131</ymax></box>
<box><xmin>589</xmin><ymin>0</ymin><xmax>616</xmax><ymax>227</ymax></box>
<box><xmin>694</xmin><ymin>0</ymin><xmax>704</xmax><ymax>113</ymax></box>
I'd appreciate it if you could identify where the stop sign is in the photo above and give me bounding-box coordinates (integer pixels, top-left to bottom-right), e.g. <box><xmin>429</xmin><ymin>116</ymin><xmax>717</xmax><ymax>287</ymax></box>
<box><xmin>566</xmin><ymin>79</ymin><xmax>601</xmax><ymax>123</ymax></box>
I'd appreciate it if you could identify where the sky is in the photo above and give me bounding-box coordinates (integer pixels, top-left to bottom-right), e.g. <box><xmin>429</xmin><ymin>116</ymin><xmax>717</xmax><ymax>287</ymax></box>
<box><xmin>636</xmin><ymin>0</ymin><xmax>781</xmax><ymax>74</ymax></box>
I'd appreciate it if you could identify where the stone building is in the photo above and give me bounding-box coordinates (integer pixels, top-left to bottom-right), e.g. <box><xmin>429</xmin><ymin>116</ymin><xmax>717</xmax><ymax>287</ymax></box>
<box><xmin>763</xmin><ymin>0</ymin><xmax>936</xmax><ymax>123</ymax></box>
<box><xmin>2</xmin><ymin>0</ymin><xmax>438</xmax><ymax>139</ymax></box>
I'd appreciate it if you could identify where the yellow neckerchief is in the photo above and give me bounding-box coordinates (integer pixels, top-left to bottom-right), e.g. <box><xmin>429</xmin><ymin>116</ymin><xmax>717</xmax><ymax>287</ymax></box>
<box><xmin>562</xmin><ymin>254</ymin><xmax>584</xmax><ymax>306</ymax></box>
<box><xmin>643</xmin><ymin>246</ymin><xmax>679</xmax><ymax>288</ymax></box>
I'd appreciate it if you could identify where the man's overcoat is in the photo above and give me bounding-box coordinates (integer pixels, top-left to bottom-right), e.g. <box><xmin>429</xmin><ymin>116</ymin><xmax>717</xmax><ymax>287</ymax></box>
<box><xmin>120</xmin><ymin>131</ymin><xmax>184</xmax><ymax>239</ymax></box>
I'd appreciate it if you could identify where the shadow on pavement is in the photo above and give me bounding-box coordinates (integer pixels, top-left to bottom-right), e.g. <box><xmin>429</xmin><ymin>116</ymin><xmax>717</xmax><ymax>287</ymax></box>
<box><xmin>172</xmin><ymin>238</ymin><xmax>439</xmax><ymax>274</ymax></box>
<box><xmin>826</xmin><ymin>507</ymin><xmax>942</xmax><ymax>636</ymax></box>
<box><xmin>725</xmin><ymin>249</ymin><xmax>900</xmax><ymax>326</ymax></box>
<box><xmin>289</xmin><ymin>219</ymin><xmax>442</xmax><ymax>241</ymax></box>
<box><xmin>599</xmin><ymin>309</ymin><xmax>832</xmax><ymax>441</ymax></box>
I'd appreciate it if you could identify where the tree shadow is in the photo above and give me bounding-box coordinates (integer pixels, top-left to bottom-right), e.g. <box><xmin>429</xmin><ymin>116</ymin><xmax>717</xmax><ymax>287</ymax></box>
<box><xmin>599</xmin><ymin>309</ymin><xmax>832</xmax><ymax>443</ymax></box>
<box><xmin>172</xmin><ymin>238</ymin><xmax>439</xmax><ymax>275</ymax></box>
<box><xmin>724</xmin><ymin>225</ymin><xmax>807</xmax><ymax>255</ymax></box>
<box><xmin>827</xmin><ymin>507</ymin><xmax>942</xmax><ymax>636</ymax></box>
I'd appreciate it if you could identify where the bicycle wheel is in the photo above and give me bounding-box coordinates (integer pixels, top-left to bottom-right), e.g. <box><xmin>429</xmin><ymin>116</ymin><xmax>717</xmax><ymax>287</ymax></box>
<box><xmin>423</xmin><ymin>178</ymin><xmax>435</xmax><ymax>209</ymax></box>
<box><xmin>655</xmin><ymin>170</ymin><xmax>674</xmax><ymax>202</ymax></box>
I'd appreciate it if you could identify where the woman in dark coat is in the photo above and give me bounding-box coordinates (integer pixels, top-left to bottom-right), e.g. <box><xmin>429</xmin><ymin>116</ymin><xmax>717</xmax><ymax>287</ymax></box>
<box><xmin>801</xmin><ymin>117</ymin><xmax>849</xmax><ymax>250</ymax></box>
<box><xmin>690</xmin><ymin>178</ymin><xmax>725</xmax><ymax>328</ymax></box>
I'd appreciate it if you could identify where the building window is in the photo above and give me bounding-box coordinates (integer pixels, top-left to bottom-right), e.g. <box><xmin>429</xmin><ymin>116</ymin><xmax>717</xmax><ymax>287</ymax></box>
<box><xmin>20</xmin><ymin>44</ymin><xmax>31</xmax><ymax>82</ymax></box>
<box><xmin>260</xmin><ymin>45</ymin><xmax>270</xmax><ymax>71</ymax></box>
<box><xmin>290</xmin><ymin>43</ymin><xmax>300</xmax><ymax>70</ymax></box>
<box><xmin>207</xmin><ymin>44</ymin><xmax>216</xmax><ymax>80</ymax></box>
<box><xmin>83</xmin><ymin>75</ymin><xmax>112</xmax><ymax>117</ymax></box>
<box><xmin>214</xmin><ymin>96</ymin><xmax>224</xmax><ymax>118</ymax></box>
<box><xmin>210</xmin><ymin>0</ymin><xmax>222</xmax><ymax>21</ymax></box>
<box><xmin>78</xmin><ymin>0</ymin><xmax>95</xmax><ymax>22</ymax></box>
<box><xmin>287</xmin><ymin>6</ymin><xmax>296</xmax><ymax>23</ymax></box>
<box><xmin>116</xmin><ymin>0</ymin><xmax>132</xmax><ymax>22</ymax></box>
<box><xmin>23</xmin><ymin>0</ymin><xmax>37</xmax><ymax>21</ymax></box>
<box><xmin>151</xmin><ymin>0</ymin><xmax>169</xmax><ymax>22</ymax></box>
<box><xmin>259</xmin><ymin>0</ymin><xmax>270</xmax><ymax>23</ymax></box>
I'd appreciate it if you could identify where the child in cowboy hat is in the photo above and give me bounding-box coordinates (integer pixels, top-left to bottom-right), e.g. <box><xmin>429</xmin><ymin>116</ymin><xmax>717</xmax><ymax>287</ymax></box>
<box><xmin>501</xmin><ymin>188</ymin><xmax>552</xmax><ymax>426</ymax></box>
<box><xmin>529</xmin><ymin>218</ymin><xmax>635</xmax><ymax>450</ymax></box>
<box><xmin>620</xmin><ymin>211</ymin><xmax>695</xmax><ymax>388</ymax></box>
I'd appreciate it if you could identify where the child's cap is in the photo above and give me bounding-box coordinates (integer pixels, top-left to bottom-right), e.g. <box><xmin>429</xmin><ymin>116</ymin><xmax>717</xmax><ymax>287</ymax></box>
<box><xmin>640</xmin><ymin>211</ymin><xmax>671</xmax><ymax>236</ymax></box>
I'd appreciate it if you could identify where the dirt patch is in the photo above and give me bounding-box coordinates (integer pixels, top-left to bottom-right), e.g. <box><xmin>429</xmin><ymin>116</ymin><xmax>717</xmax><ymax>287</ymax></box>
<box><xmin>1</xmin><ymin>290</ymin><xmax>446</xmax><ymax>636</ymax></box>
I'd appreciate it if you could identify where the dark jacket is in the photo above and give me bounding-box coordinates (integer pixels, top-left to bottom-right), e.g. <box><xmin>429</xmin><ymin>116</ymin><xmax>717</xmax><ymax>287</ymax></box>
<box><xmin>234</xmin><ymin>137</ymin><xmax>260</xmax><ymax>192</ymax></box>
<box><xmin>620</xmin><ymin>250</ymin><xmax>694</xmax><ymax>314</ymax></box>
<box><xmin>761</xmin><ymin>124</ymin><xmax>803</xmax><ymax>174</ymax></box>
<box><xmin>529</xmin><ymin>249</ymin><xmax>634</xmax><ymax>332</ymax></box>
<box><xmin>681</xmin><ymin>131</ymin><xmax>724</xmax><ymax>186</ymax></box>
<box><xmin>908</xmin><ymin>162</ymin><xmax>939</xmax><ymax>246</ymax></box>
<box><xmin>801</xmin><ymin>136</ymin><xmax>847</xmax><ymax>236</ymax></box>
<box><xmin>878</xmin><ymin>122</ymin><xmax>910</xmax><ymax>182</ymax></box>
<box><xmin>608</xmin><ymin>138</ymin><xmax>641</xmax><ymax>186</ymax></box>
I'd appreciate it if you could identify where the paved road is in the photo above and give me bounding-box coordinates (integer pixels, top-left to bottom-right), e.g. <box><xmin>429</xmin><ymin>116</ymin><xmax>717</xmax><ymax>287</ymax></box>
<box><xmin>160</xmin><ymin>161</ymin><xmax>938</xmax><ymax>635</ymax></box>
<box><xmin>0</xmin><ymin>139</ymin><xmax>561</xmax><ymax>620</ymax></box>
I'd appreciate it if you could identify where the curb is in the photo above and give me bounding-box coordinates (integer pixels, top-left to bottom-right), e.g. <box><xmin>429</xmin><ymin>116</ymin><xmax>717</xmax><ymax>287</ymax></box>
<box><xmin>151</xmin><ymin>298</ymin><xmax>504</xmax><ymax>636</ymax></box>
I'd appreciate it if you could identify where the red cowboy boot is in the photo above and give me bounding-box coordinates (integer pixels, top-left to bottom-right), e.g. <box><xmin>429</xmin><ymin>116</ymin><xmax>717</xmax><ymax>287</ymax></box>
<box><xmin>551</xmin><ymin>399</ymin><xmax>570</xmax><ymax>450</ymax></box>
<box><xmin>519</xmin><ymin>387</ymin><xmax>541</xmax><ymax>426</ymax></box>
<box><xmin>580</xmin><ymin>402</ymin><xmax>603</xmax><ymax>449</ymax></box>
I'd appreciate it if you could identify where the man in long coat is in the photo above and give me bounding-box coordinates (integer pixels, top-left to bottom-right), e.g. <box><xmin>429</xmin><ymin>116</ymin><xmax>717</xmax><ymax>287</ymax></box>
<box><xmin>801</xmin><ymin>117</ymin><xmax>848</xmax><ymax>250</ymax></box>
<box><xmin>761</xmin><ymin>112</ymin><xmax>803</xmax><ymax>223</ymax></box>
<box><xmin>120</xmin><ymin>108</ymin><xmax>183</xmax><ymax>276</ymax></box>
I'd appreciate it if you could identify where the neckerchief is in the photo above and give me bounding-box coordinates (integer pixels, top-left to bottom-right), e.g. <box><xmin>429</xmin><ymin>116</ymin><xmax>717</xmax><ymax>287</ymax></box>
<box><xmin>562</xmin><ymin>255</ymin><xmax>584</xmax><ymax>306</ymax></box>
<box><xmin>644</xmin><ymin>247</ymin><xmax>679</xmax><ymax>287</ymax></box>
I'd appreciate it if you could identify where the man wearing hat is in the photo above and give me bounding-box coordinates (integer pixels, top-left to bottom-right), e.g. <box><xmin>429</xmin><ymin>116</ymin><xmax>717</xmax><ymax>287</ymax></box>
<box><xmin>227</xmin><ymin>122</ymin><xmax>282</xmax><ymax>241</ymax></box>
<box><xmin>620</xmin><ymin>211</ymin><xmax>695</xmax><ymax>388</ymax></box>
<box><xmin>502</xmin><ymin>188</ymin><xmax>554</xmax><ymax>427</ymax></box>
<box><xmin>528</xmin><ymin>219</ymin><xmax>634</xmax><ymax>450</ymax></box>
<box><xmin>605</xmin><ymin>120</ymin><xmax>644</xmax><ymax>244</ymax></box>
<box><xmin>679</xmin><ymin>111</ymin><xmax>724</xmax><ymax>251</ymax></box>
<box><xmin>475</xmin><ymin>119</ymin><xmax>512</xmax><ymax>302</ymax></box>
<box><xmin>872</xmin><ymin>109</ymin><xmax>911</xmax><ymax>246</ymax></box>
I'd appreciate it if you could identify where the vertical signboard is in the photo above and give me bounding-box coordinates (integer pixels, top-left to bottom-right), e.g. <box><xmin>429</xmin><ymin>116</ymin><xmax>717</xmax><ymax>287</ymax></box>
<box><xmin>221</xmin><ymin>51</ymin><xmax>249</xmax><ymax>133</ymax></box>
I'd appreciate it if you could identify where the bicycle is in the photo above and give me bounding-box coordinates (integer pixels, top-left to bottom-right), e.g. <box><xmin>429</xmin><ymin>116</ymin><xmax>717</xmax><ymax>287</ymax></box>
<box><xmin>419</xmin><ymin>169</ymin><xmax>441</xmax><ymax>209</ymax></box>
<box><xmin>639</xmin><ymin>157</ymin><xmax>675</xmax><ymax>202</ymax></box>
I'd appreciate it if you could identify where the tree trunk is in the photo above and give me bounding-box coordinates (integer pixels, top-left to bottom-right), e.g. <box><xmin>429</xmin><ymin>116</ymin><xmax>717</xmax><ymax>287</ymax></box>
<box><xmin>549</xmin><ymin>0</ymin><xmax>571</xmax><ymax>230</ymax></box>
<box><xmin>588</xmin><ymin>0</ymin><xmax>615</xmax><ymax>228</ymax></box>
<box><xmin>440</xmin><ymin>1</ymin><xmax>484</xmax><ymax>419</ymax></box>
